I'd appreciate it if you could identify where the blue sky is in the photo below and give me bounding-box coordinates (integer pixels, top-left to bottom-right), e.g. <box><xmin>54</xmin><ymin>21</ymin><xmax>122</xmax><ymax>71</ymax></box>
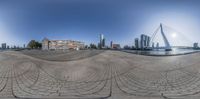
<box><xmin>0</xmin><ymin>0</ymin><xmax>200</xmax><ymax>47</ymax></box>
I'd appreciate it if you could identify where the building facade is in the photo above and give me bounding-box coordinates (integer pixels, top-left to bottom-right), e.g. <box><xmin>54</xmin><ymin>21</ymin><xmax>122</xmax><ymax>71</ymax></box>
<box><xmin>110</xmin><ymin>41</ymin><xmax>113</xmax><ymax>48</ymax></box>
<box><xmin>134</xmin><ymin>38</ymin><xmax>139</xmax><ymax>49</ymax></box>
<box><xmin>42</xmin><ymin>38</ymin><xmax>84</xmax><ymax>50</ymax></box>
<box><xmin>99</xmin><ymin>34</ymin><xmax>105</xmax><ymax>48</ymax></box>
<box><xmin>112</xmin><ymin>44</ymin><xmax>121</xmax><ymax>49</ymax></box>
<box><xmin>193</xmin><ymin>43</ymin><xmax>199</xmax><ymax>49</ymax></box>
<box><xmin>140</xmin><ymin>34</ymin><xmax>151</xmax><ymax>49</ymax></box>
<box><xmin>1</xmin><ymin>43</ymin><xmax>6</xmax><ymax>49</ymax></box>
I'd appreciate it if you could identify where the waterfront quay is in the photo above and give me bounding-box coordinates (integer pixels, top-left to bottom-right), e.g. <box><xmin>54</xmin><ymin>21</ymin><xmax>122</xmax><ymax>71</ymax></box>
<box><xmin>0</xmin><ymin>50</ymin><xmax>200</xmax><ymax>99</ymax></box>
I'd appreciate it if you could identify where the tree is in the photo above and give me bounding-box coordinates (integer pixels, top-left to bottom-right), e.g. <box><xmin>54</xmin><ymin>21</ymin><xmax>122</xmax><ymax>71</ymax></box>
<box><xmin>35</xmin><ymin>41</ymin><xmax>42</xmax><ymax>48</ymax></box>
<box><xmin>90</xmin><ymin>43</ymin><xmax>97</xmax><ymax>49</ymax></box>
<box><xmin>27</xmin><ymin>40</ymin><xmax>42</xmax><ymax>49</ymax></box>
<box><xmin>85</xmin><ymin>45</ymin><xmax>88</xmax><ymax>49</ymax></box>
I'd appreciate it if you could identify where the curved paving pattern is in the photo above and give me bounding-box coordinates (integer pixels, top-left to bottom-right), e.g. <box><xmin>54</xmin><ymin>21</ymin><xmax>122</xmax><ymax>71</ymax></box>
<box><xmin>21</xmin><ymin>50</ymin><xmax>105</xmax><ymax>61</ymax></box>
<box><xmin>0</xmin><ymin>50</ymin><xmax>200</xmax><ymax>99</ymax></box>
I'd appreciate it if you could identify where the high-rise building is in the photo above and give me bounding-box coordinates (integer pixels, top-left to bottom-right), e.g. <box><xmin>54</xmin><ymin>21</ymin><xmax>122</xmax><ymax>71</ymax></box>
<box><xmin>99</xmin><ymin>34</ymin><xmax>105</xmax><ymax>48</ymax></box>
<box><xmin>193</xmin><ymin>43</ymin><xmax>199</xmax><ymax>49</ymax></box>
<box><xmin>140</xmin><ymin>34</ymin><xmax>145</xmax><ymax>49</ymax></box>
<box><xmin>140</xmin><ymin>34</ymin><xmax>151</xmax><ymax>49</ymax></box>
<box><xmin>102</xmin><ymin>38</ymin><xmax>105</xmax><ymax>47</ymax></box>
<box><xmin>135</xmin><ymin>38</ymin><xmax>139</xmax><ymax>49</ymax></box>
<box><xmin>23</xmin><ymin>44</ymin><xmax>26</xmax><ymax>48</ymax></box>
<box><xmin>110</xmin><ymin>41</ymin><xmax>113</xmax><ymax>48</ymax></box>
<box><xmin>156</xmin><ymin>42</ymin><xmax>159</xmax><ymax>48</ymax></box>
<box><xmin>14</xmin><ymin>45</ymin><xmax>16</xmax><ymax>49</ymax></box>
<box><xmin>152</xmin><ymin>42</ymin><xmax>155</xmax><ymax>48</ymax></box>
<box><xmin>1</xmin><ymin>43</ymin><xmax>6</xmax><ymax>49</ymax></box>
<box><xmin>144</xmin><ymin>35</ymin><xmax>147</xmax><ymax>47</ymax></box>
<box><xmin>7</xmin><ymin>46</ymin><xmax>9</xmax><ymax>49</ymax></box>
<box><xmin>147</xmin><ymin>36</ymin><xmax>150</xmax><ymax>47</ymax></box>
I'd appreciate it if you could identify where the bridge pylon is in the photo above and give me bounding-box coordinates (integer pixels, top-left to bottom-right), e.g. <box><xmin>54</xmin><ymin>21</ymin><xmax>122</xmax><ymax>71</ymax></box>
<box><xmin>160</xmin><ymin>23</ymin><xmax>172</xmax><ymax>51</ymax></box>
<box><xmin>151</xmin><ymin>23</ymin><xmax>172</xmax><ymax>51</ymax></box>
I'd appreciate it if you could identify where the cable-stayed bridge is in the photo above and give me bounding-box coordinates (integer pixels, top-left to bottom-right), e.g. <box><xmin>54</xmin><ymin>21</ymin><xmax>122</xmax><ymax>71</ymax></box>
<box><xmin>150</xmin><ymin>23</ymin><xmax>193</xmax><ymax>51</ymax></box>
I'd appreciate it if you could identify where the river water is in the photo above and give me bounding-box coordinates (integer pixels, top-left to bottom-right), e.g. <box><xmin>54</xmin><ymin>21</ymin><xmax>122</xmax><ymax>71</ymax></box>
<box><xmin>122</xmin><ymin>48</ymin><xmax>200</xmax><ymax>56</ymax></box>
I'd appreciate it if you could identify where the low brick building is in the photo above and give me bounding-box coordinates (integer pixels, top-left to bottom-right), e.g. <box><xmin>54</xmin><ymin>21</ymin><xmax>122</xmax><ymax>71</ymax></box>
<box><xmin>42</xmin><ymin>38</ymin><xmax>84</xmax><ymax>50</ymax></box>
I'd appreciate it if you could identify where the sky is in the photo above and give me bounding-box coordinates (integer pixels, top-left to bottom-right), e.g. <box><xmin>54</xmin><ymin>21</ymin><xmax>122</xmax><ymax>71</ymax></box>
<box><xmin>0</xmin><ymin>0</ymin><xmax>200</xmax><ymax>47</ymax></box>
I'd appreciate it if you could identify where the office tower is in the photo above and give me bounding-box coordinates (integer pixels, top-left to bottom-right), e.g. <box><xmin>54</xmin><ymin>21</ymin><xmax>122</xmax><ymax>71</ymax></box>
<box><xmin>110</xmin><ymin>41</ymin><xmax>113</xmax><ymax>48</ymax></box>
<box><xmin>135</xmin><ymin>38</ymin><xmax>139</xmax><ymax>49</ymax></box>
<box><xmin>144</xmin><ymin>35</ymin><xmax>147</xmax><ymax>47</ymax></box>
<box><xmin>100</xmin><ymin>34</ymin><xmax>105</xmax><ymax>48</ymax></box>
<box><xmin>102</xmin><ymin>38</ymin><xmax>105</xmax><ymax>47</ymax></box>
<box><xmin>7</xmin><ymin>46</ymin><xmax>9</xmax><ymax>49</ymax></box>
<box><xmin>140</xmin><ymin>34</ymin><xmax>145</xmax><ymax>49</ymax></box>
<box><xmin>140</xmin><ymin>34</ymin><xmax>151</xmax><ymax>49</ymax></box>
<box><xmin>156</xmin><ymin>42</ymin><xmax>159</xmax><ymax>48</ymax></box>
<box><xmin>147</xmin><ymin>36</ymin><xmax>150</xmax><ymax>47</ymax></box>
<box><xmin>1</xmin><ymin>43</ymin><xmax>6</xmax><ymax>49</ymax></box>
<box><xmin>99</xmin><ymin>34</ymin><xmax>101</xmax><ymax>48</ymax></box>
<box><xmin>152</xmin><ymin>42</ymin><xmax>155</xmax><ymax>48</ymax></box>
<box><xmin>193</xmin><ymin>43</ymin><xmax>199</xmax><ymax>49</ymax></box>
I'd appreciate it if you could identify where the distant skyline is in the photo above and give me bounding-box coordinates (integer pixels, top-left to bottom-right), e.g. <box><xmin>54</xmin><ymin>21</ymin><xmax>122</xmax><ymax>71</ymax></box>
<box><xmin>0</xmin><ymin>0</ymin><xmax>200</xmax><ymax>47</ymax></box>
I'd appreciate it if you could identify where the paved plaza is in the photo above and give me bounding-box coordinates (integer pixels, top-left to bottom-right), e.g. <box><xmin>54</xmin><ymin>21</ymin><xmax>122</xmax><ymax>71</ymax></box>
<box><xmin>0</xmin><ymin>50</ymin><xmax>200</xmax><ymax>99</ymax></box>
